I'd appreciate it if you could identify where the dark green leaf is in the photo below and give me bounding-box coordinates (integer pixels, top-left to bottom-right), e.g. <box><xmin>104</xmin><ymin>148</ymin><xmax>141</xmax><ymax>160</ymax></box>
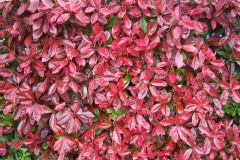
<box><xmin>106</xmin><ymin>16</ymin><xmax>118</xmax><ymax>28</ymax></box>
<box><xmin>156</xmin><ymin>135</ymin><xmax>161</xmax><ymax>143</ymax></box>
<box><xmin>105</xmin><ymin>37</ymin><xmax>112</xmax><ymax>45</ymax></box>
<box><xmin>140</xmin><ymin>16</ymin><xmax>147</xmax><ymax>34</ymax></box>
<box><xmin>123</xmin><ymin>75</ymin><xmax>132</xmax><ymax>83</ymax></box>
<box><xmin>42</xmin><ymin>142</ymin><xmax>48</xmax><ymax>149</ymax></box>
<box><xmin>106</xmin><ymin>108</ymin><xmax>114</xmax><ymax>114</ymax></box>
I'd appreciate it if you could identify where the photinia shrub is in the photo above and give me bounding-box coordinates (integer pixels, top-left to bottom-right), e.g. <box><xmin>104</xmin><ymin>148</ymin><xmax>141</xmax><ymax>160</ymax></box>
<box><xmin>0</xmin><ymin>0</ymin><xmax>240</xmax><ymax>159</ymax></box>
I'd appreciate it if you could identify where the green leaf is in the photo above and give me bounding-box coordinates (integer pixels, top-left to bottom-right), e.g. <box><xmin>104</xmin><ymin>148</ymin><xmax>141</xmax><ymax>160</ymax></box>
<box><xmin>150</xmin><ymin>19</ymin><xmax>156</xmax><ymax>22</ymax></box>
<box><xmin>24</xmin><ymin>152</ymin><xmax>32</xmax><ymax>157</ymax></box>
<box><xmin>228</xmin><ymin>54</ymin><xmax>236</xmax><ymax>62</ymax></box>
<box><xmin>182</xmin><ymin>51</ymin><xmax>187</xmax><ymax>60</ymax></box>
<box><xmin>83</xmin><ymin>28</ymin><xmax>90</xmax><ymax>35</ymax></box>
<box><xmin>156</xmin><ymin>135</ymin><xmax>161</xmax><ymax>143</ymax></box>
<box><xmin>183</xmin><ymin>144</ymin><xmax>191</xmax><ymax>151</ymax></box>
<box><xmin>167</xmin><ymin>103</ymin><xmax>174</xmax><ymax>111</ymax></box>
<box><xmin>115</xmin><ymin>109</ymin><xmax>123</xmax><ymax>115</ymax></box>
<box><xmin>42</xmin><ymin>142</ymin><xmax>48</xmax><ymax>149</ymax></box>
<box><xmin>93</xmin><ymin>108</ymin><xmax>100</xmax><ymax>117</ymax></box>
<box><xmin>95</xmin><ymin>128</ymin><xmax>103</xmax><ymax>135</ymax></box>
<box><xmin>224</xmin><ymin>44</ymin><xmax>231</xmax><ymax>52</ymax></box>
<box><xmin>140</xmin><ymin>16</ymin><xmax>147</xmax><ymax>34</ymax></box>
<box><xmin>106</xmin><ymin>16</ymin><xmax>118</xmax><ymax>28</ymax></box>
<box><xmin>217</xmin><ymin>51</ymin><xmax>226</xmax><ymax>56</ymax></box>
<box><xmin>106</xmin><ymin>108</ymin><xmax>114</xmax><ymax>114</ymax></box>
<box><xmin>20</xmin><ymin>148</ymin><xmax>28</xmax><ymax>152</ymax></box>
<box><xmin>112</xmin><ymin>113</ymin><xmax>118</xmax><ymax>120</ymax></box>
<box><xmin>124</xmin><ymin>91</ymin><xmax>129</xmax><ymax>99</ymax></box>
<box><xmin>131</xmin><ymin>145</ymin><xmax>138</xmax><ymax>153</ymax></box>
<box><xmin>146</xmin><ymin>90</ymin><xmax>152</xmax><ymax>98</ymax></box>
<box><xmin>69</xmin><ymin>132</ymin><xmax>78</xmax><ymax>138</ymax></box>
<box><xmin>123</xmin><ymin>75</ymin><xmax>132</xmax><ymax>83</ymax></box>
<box><xmin>54</xmin><ymin>135</ymin><xmax>61</xmax><ymax>140</ymax></box>
<box><xmin>170</xmin><ymin>66</ymin><xmax>175</xmax><ymax>73</ymax></box>
<box><xmin>105</xmin><ymin>37</ymin><xmax>112</xmax><ymax>45</ymax></box>
<box><xmin>121</xmin><ymin>67</ymin><xmax>128</xmax><ymax>73</ymax></box>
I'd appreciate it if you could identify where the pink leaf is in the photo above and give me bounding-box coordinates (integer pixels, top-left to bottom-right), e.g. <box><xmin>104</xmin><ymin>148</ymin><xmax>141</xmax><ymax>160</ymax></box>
<box><xmin>213</xmin><ymin>137</ymin><xmax>222</xmax><ymax>150</ymax></box>
<box><xmin>124</xmin><ymin>16</ymin><xmax>132</xmax><ymax>29</ymax></box>
<box><xmin>150</xmin><ymin>103</ymin><xmax>161</xmax><ymax>113</ymax></box>
<box><xmin>138</xmin><ymin>86</ymin><xmax>148</xmax><ymax>99</ymax></box>
<box><xmin>54</xmin><ymin>136</ymin><xmax>76</xmax><ymax>153</ymax></box>
<box><xmin>99</xmin><ymin>8</ymin><xmax>111</xmax><ymax>15</ymax></box>
<box><xmin>175</xmin><ymin>51</ymin><xmax>185</xmax><ymax>68</ymax></box>
<box><xmin>138</xmin><ymin>0</ymin><xmax>148</xmax><ymax>9</ymax></box>
<box><xmin>183</xmin><ymin>148</ymin><xmax>192</xmax><ymax>160</ymax></box>
<box><xmin>173</xmin><ymin>26</ymin><xmax>181</xmax><ymax>40</ymax></box>
<box><xmin>169</xmin><ymin>126</ymin><xmax>179</xmax><ymax>143</ymax></box>
<box><xmin>183</xmin><ymin>45</ymin><xmax>198</xmax><ymax>53</ymax></box>
<box><xmin>112</xmin><ymin>128</ymin><xmax>121</xmax><ymax>144</ymax></box>
<box><xmin>184</xmin><ymin>104</ymin><xmax>198</xmax><ymax>112</ymax></box>
<box><xmin>204</xmin><ymin>138</ymin><xmax>211</xmax><ymax>154</ymax></box>
<box><xmin>42</xmin><ymin>0</ymin><xmax>54</xmax><ymax>8</ymax></box>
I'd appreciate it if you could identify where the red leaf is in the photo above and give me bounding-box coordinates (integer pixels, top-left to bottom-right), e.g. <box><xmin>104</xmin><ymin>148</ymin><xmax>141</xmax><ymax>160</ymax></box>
<box><xmin>167</xmin><ymin>0</ymin><xmax>174</xmax><ymax>9</ymax></box>
<box><xmin>24</xmin><ymin>36</ymin><xmax>32</xmax><ymax>47</ymax></box>
<box><xmin>136</xmin><ymin>115</ymin><xmax>150</xmax><ymax>130</ymax></box>
<box><xmin>178</xmin><ymin>127</ymin><xmax>187</xmax><ymax>142</ymax></box>
<box><xmin>150</xmin><ymin>79</ymin><xmax>167</xmax><ymax>87</ymax></box>
<box><xmin>192</xmin><ymin>113</ymin><xmax>198</xmax><ymax>126</ymax></box>
<box><xmin>192</xmin><ymin>55</ymin><xmax>199</xmax><ymax>70</ymax></box>
<box><xmin>42</xmin><ymin>19</ymin><xmax>49</xmax><ymax>34</ymax></box>
<box><xmin>198</xmin><ymin>126</ymin><xmax>213</xmax><ymax>137</ymax></box>
<box><xmin>48</xmin><ymin>83</ymin><xmax>57</xmax><ymax>95</ymax></box>
<box><xmin>28</xmin><ymin>0</ymin><xmax>39</xmax><ymax>13</ymax></box>
<box><xmin>49</xmin><ymin>114</ymin><xmax>64</xmax><ymax>136</ymax></box>
<box><xmin>184</xmin><ymin>104</ymin><xmax>198</xmax><ymax>112</ymax></box>
<box><xmin>147</xmin><ymin>41</ymin><xmax>158</xmax><ymax>50</ymax></box>
<box><xmin>232</xmin><ymin>90</ymin><xmax>240</xmax><ymax>103</ymax></box>
<box><xmin>167</xmin><ymin>71</ymin><xmax>176</xmax><ymax>86</ymax></box>
<box><xmin>150</xmin><ymin>103</ymin><xmax>161</xmax><ymax>113</ymax></box>
<box><xmin>138</xmin><ymin>86</ymin><xmax>148</xmax><ymax>99</ymax></box>
<box><xmin>94</xmin><ymin>122</ymin><xmax>112</xmax><ymax>129</ymax></box>
<box><xmin>211</xmin><ymin>19</ymin><xmax>217</xmax><ymax>30</ymax></box>
<box><xmin>128</xmin><ymin>117</ymin><xmax>136</xmax><ymax>131</ymax></box>
<box><xmin>39</xmin><ymin>79</ymin><xmax>48</xmax><ymax>93</ymax></box>
<box><xmin>210</xmin><ymin>59</ymin><xmax>224</xmax><ymax>67</ymax></box>
<box><xmin>173</xmin><ymin>5</ymin><xmax>181</xmax><ymax>21</ymax></box>
<box><xmin>98</xmin><ymin>47</ymin><xmax>109</xmax><ymax>58</ymax></box>
<box><xmin>55</xmin><ymin>102</ymin><xmax>66</xmax><ymax>111</ymax></box>
<box><xmin>191</xmin><ymin>8</ymin><xmax>205</xmax><ymax>15</ymax></box>
<box><xmin>124</xmin><ymin>16</ymin><xmax>132</xmax><ymax>29</ymax></box>
<box><xmin>113</xmin><ymin>95</ymin><xmax>121</xmax><ymax>110</ymax></box>
<box><xmin>0</xmin><ymin>144</ymin><xmax>6</xmax><ymax>156</ymax></box>
<box><xmin>160</xmin><ymin>118</ymin><xmax>175</xmax><ymax>126</ymax></box>
<box><xmin>4</xmin><ymin>88</ymin><xmax>17</xmax><ymax>103</ymax></box>
<box><xmin>54</xmin><ymin>136</ymin><xmax>76</xmax><ymax>153</ymax></box>
<box><xmin>3</xmin><ymin>103</ymin><xmax>17</xmax><ymax>115</ymax></box>
<box><xmin>112</xmin><ymin>128</ymin><xmax>121</xmax><ymax>144</ymax></box>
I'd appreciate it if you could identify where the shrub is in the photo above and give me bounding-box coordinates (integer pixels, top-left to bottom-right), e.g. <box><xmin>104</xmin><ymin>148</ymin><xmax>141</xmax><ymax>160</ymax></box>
<box><xmin>0</xmin><ymin>0</ymin><xmax>240</xmax><ymax>159</ymax></box>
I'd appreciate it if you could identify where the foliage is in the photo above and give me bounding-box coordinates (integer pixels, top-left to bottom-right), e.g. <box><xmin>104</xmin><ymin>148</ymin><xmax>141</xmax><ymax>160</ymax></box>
<box><xmin>0</xmin><ymin>0</ymin><xmax>240</xmax><ymax>159</ymax></box>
